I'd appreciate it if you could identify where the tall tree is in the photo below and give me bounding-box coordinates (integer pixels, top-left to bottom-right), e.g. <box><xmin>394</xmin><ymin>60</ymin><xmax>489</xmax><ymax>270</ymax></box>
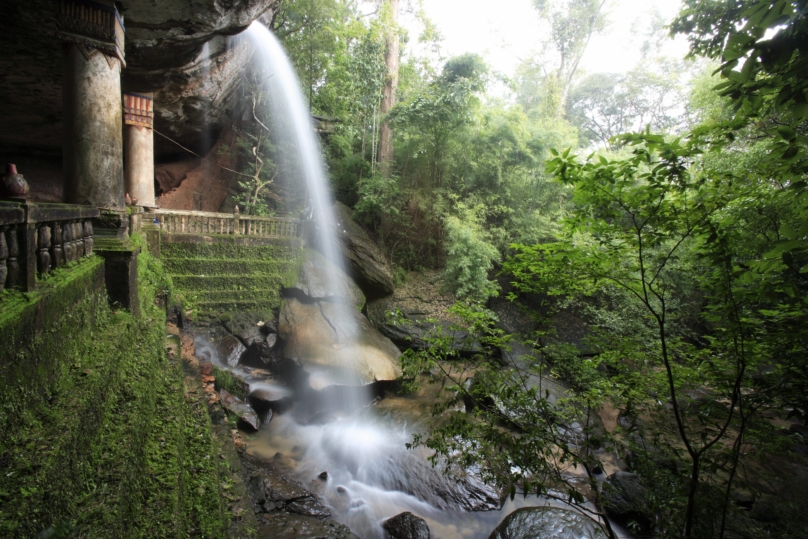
<box><xmin>533</xmin><ymin>0</ymin><xmax>608</xmax><ymax>115</ymax></box>
<box><xmin>378</xmin><ymin>0</ymin><xmax>400</xmax><ymax>175</ymax></box>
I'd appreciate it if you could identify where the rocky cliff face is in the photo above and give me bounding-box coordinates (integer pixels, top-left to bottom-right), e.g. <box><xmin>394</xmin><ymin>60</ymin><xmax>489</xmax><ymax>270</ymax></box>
<box><xmin>0</xmin><ymin>0</ymin><xmax>279</xmax><ymax>162</ymax></box>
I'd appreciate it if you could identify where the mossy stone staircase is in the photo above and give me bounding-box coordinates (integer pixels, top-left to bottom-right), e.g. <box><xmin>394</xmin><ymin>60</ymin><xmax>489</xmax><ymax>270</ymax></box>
<box><xmin>155</xmin><ymin>233</ymin><xmax>303</xmax><ymax>321</ymax></box>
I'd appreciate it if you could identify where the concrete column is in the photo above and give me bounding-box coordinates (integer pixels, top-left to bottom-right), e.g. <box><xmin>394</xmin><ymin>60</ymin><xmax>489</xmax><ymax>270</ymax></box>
<box><xmin>124</xmin><ymin>93</ymin><xmax>155</xmax><ymax>207</ymax></box>
<box><xmin>58</xmin><ymin>0</ymin><xmax>126</xmax><ymax>211</ymax></box>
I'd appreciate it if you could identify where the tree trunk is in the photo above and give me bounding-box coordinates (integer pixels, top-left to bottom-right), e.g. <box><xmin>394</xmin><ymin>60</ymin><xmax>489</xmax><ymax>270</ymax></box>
<box><xmin>378</xmin><ymin>0</ymin><xmax>399</xmax><ymax>176</ymax></box>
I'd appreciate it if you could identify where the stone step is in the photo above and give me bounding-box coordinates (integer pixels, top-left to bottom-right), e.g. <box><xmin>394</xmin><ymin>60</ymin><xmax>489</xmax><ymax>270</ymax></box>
<box><xmin>194</xmin><ymin>299</ymin><xmax>278</xmax><ymax>315</ymax></box>
<box><xmin>171</xmin><ymin>274</ymin><xmax>285</xmax><ymax>291</ymax></box>
<box><xmin>160</xmin><ymin>242</ymin><xmax>297</xmax><ymax>259</ymax></box>
<box><xmin>187</xmin><ymin>289</ymin><xmax>279</xmax><ymax>302</ymax></box>
<box><xmin>162</xmin><ymin>258</ymin><xmax>290</xmax><ymax>276</ymax></box>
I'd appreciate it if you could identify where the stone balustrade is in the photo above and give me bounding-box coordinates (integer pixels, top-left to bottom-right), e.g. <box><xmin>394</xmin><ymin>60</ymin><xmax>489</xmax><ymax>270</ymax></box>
<box><xmin>152</xmin><ymin>209</ymin><xmax>303</xmax><ymax>239</ymax></box>
<box><xmin>0</xmin><ymin>201</ymin><xmax>100</xmax><ymax>292</ymax></box>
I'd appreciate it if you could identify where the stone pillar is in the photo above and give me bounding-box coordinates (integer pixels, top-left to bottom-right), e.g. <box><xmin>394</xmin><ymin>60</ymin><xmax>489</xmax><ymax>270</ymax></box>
<box><xmin>57</xmin><ymin>0</ymin><xmax>126</xmax><ymax>211</ymax></box>
<box><xmin>123</xmin><ymin>93</ymin><xmax>156</xmax><ymax>207</ymax></box>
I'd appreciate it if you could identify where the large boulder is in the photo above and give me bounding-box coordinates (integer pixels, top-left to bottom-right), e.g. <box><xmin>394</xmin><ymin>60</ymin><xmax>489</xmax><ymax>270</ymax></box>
<box><xmin>292</xmin><ymin>248</ymin><xmax>365</xmax><ymax>307</ymax></box>
<box><xmin>366</xmin><ymin>276</ymin><xmax>483</xmax><ymax>356</ymax></box>
<box><xmin>383</xmin><ymin>512</ymin><xmax>430</xmax><ymax>539</ymax></box>
<box><xmin>331</xmin><ymin>202</ymin><xmax>395</xmax><ymax>299</ymax></box>
<box><xmin>488</xmin><ymin>507</ymin><xmax>602</xmax><ymax>539</ymax></box>
<box><xmin>278</xmin><ymin>297</ymin><xmax>401</xmax><ymax>390</ymax></box>
<box><xmin>601</xmin><ymin>471</ymin><xmax>654</xmax><ymax>533</ymax></box>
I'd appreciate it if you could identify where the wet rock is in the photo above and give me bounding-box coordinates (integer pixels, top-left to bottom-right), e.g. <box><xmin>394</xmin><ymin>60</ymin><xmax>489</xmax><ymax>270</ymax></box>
<box><xmin>367</xmin><ymin>296</ymin><xmax>482</xmax><ymax>355</ymax></box>
<box><xmin>256</xmin><ymin>512</ymin><xmax>358</xmax><ymax>539</ymax></box>
<box><xmin>602</xmin><ymin>471</ymin><xmax>654</xmax><ymax>533</ymax></box>
<box><xmin>220</xmin><ymin>389</ymin><xmax>260</xmax><ymax>432</ymax></box>
<box><xmin>218</xmin><ymin>335</ymin><xmax>246</xmax><ymax>367</ymax></box>
<box><xmin>331</xmin><ymin>202</ymin><xmax>395</xmax><ymax>299</ymax></box>
<box><xmin>383</xmin><ymin>512</ymin><xmax>430</xmax><ymax>539</ymax></box>
<box><xmin>278</xmin><ymin>296</ymin><xmax>402</xmax><ymax>389</ymax></box>
<box><xmin>488</xmin><ymin>507</ymin><xmax>601</xmax><ymax>539</ymax></box>
<box><xmin>247</xmin><ymin>470</ymin><xmax>331</xmax><ymax>518</ymax></box>
<box><xmin>265</xmin><ymin>333</ymin><xmax>278</xmax><ymax>349</ymax></box>
<box><xmin>292</xmin><ymin>248</ymin><xmax>365</xmax><ymax>307</ymax></box>
<box><xmin>222</xmin><ymin>310</ymin><xmax>276</xmax><ymax>347</ymax></box>
<box><xmin>248</xmin><ymin>384</ymin><xmax>293</xmax><ymax>415</ymax></box>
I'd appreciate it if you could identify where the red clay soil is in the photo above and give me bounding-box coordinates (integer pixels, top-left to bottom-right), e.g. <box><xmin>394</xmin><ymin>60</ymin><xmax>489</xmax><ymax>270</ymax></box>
<box><xmin>155</xmin><ymin>128</ymin><xmax>236</xmax><ymax>212</ymax></box>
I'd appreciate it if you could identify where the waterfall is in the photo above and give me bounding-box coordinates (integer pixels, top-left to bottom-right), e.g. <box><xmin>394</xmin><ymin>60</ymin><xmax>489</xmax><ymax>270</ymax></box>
<box><xmin>244</xmin><ymin>22</ymin><xmax>364</xmax><ymax>400</ymax></box>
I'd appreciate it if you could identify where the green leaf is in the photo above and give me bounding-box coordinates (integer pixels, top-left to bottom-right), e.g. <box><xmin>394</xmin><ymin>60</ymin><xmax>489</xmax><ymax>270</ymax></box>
<box><xmin>777</xmin><ymin>126</ymin><xmax>797</xmax><ymax>141</ymax></box>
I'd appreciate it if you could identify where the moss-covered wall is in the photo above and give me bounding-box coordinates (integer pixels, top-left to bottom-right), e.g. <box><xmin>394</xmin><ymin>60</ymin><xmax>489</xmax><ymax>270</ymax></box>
<box><xmin>156</xmin><ymin>232</ymin><xmax>304</xmax><ymax>322</ymax></box>
<box><xmin>0</xmin><ymin>239</ymin><xmax>233</xmax><ymax>538</ymax></box>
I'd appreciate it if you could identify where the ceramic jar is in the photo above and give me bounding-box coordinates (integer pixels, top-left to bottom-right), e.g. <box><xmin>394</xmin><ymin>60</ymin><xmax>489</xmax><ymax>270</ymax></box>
<box><xmin>1</xmin><ymin>164</ymin><xmax>29</xmax><ymax>198</ymax></box>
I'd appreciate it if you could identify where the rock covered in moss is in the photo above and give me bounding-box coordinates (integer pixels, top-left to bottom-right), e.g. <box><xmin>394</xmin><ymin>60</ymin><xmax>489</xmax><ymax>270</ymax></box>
<box><xmin>383</xmin><ymin>512</ymin><xmax>430</xmax><ymax>539</ymax></box>
<box><xmin>602</xmin><ymin>471</ymin><xmax>654</xmax><ymax>533</ymax></box>
<box><xmin>488</xmin><ymin>507</ymin><xmax>602</xmax><ymax>539</ymax></box>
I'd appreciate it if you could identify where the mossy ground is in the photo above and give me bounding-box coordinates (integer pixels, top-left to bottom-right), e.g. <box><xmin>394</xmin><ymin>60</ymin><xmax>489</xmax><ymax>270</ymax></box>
<box><xmin>0</xmin><ymin>235</ymin><xmax>236</xmax><ymax>539</ymax></box>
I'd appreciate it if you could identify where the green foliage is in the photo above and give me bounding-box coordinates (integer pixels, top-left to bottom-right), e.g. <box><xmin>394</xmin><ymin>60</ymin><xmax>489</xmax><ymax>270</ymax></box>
<box><xmin>442</xmin><ymin>203</ymin><xmax>500</xmax><ymax>302</ymax></box>
<box><xmin>400</xmin><ymin>301</ymin><xmax>618</xmax><ymax>537</ymax></box>
<box><xmin>568</xmin><ymin>60</ymin><xmax>691</xmax><ymax>147</ymax></box>
<box><xmin>671</xmin><ymin>0</ymin><xmax>808</xmax><ymax>124</ymax></box>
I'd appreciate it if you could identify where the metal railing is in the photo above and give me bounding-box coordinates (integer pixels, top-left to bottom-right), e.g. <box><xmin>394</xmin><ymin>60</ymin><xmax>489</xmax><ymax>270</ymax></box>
<box><xmin>151</xmin><ymin>209</ymin><xmax>303</xmax><ymax>239</ymax></box>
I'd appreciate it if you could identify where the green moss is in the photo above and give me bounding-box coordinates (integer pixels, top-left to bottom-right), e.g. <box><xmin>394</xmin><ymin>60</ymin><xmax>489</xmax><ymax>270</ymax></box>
<box><xmin>157</xmin><ymin>234</ymin><xmax>304</xmax><ymax>318</ymax></box>
<box><xmin>211</xmin><ymin>366</ymin><xmax>248</xmax><ymax>400</ymax></box>
<box><xmin>0</xmin><ymin>237</ymin><xmax>231</xmax><ymax>539</ymax></box>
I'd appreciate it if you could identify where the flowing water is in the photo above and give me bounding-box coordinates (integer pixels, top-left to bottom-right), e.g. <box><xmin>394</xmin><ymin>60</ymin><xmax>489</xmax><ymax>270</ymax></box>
<box><xmin>222</xmin><ymin>21</ymin><xmax>599</xmax><ymax>539</ymax></box>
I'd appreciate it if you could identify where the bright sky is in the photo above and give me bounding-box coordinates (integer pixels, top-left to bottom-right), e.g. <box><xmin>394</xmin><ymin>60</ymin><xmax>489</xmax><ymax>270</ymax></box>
<box><xmin>400</xmin><ymin>0</ymin><xmax>691</xmax><ymax>82</ymax></box>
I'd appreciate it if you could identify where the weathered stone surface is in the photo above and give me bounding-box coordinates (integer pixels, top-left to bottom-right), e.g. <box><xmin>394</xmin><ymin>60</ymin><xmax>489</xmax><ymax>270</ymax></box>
<box><xmin>488</xmin><ymin>507</ymin><xmax>602</xmax><ymax>539</ymax></box>
<box><xmin>247</xmin><ymin>468</ymin><xmax>330</xmax><ymax>517</ymax></box>
<box><xmin>222</xmin><ymin>310</ymin><xmax>276</xmax><ymax>347</ymax></box>
<box><xmin>278</xmin><ymin>297</ymin><xmax>402</xmax><ymax>389</ymax></box>
<box><xmin>256</xmin><ymin>512</ymin><xmax>357</xmax><ymax>539</ymax></box>
<box><xmin>0</xmin><ymin>1</ymin><xmax>280</xmax><ymax>158</ymax></box>
<box><xmin>602</xmin><ymin>471</ymin><xmax>653</xmax><ymax>533</ymax></box>
<box><xmin>293</xmin><ymin>248</ymin><xmax>364</xmax><ymax>307</ymax></box>
<box><xmin>367</xmin><ymin>295</ymin><xmax>482</xmax><ymax>355</ymax></box>
<box><xmin>383</xmin><ymin>512</ymin><xmax>430</xmax><ymax>539</ymax></box>
<box><xmin>220</xmin><ymin>388</ymin><xmax>260</xmax><ymax>431</ymax></box>
<box><xmin>155</xmin><ymin>160</ymin><xmax>200</xmax><ymax>194</ymax></box>
<box><xmin>218</xmin><ymin>335</ymin><xmax>246</xmax><ymax>367</ymax></box>
<box><xmin>331</xmin><ymin>202</ymin><xmax>394</xmax><ymax>299</ymax></box>
<box><xmin>63</xmin><ymin>45</ymin><xmax>125</xmax><ymax>210</ymax></box>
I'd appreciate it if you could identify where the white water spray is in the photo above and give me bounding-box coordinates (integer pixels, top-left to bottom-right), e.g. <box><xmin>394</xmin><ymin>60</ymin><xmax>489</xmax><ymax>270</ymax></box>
<box><xmin>244</xmin><ymin>22</ymin><xmax>355</xmax><ymax>308</ymax></box>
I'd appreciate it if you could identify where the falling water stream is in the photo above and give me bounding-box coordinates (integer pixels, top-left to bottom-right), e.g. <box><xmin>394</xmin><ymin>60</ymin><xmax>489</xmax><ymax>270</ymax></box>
<box><xmin>207</xmin><ymin>21</ymin><xmax>600</xmax><ymax>539</ymax></box>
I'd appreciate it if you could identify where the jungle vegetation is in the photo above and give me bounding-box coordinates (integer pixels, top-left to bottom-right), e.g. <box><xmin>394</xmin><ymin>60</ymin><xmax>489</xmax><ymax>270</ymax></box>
<box><xmin>270</xmin><ymin>0</ymin><xmax>808</xmax><ymax>537</ymax></box>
